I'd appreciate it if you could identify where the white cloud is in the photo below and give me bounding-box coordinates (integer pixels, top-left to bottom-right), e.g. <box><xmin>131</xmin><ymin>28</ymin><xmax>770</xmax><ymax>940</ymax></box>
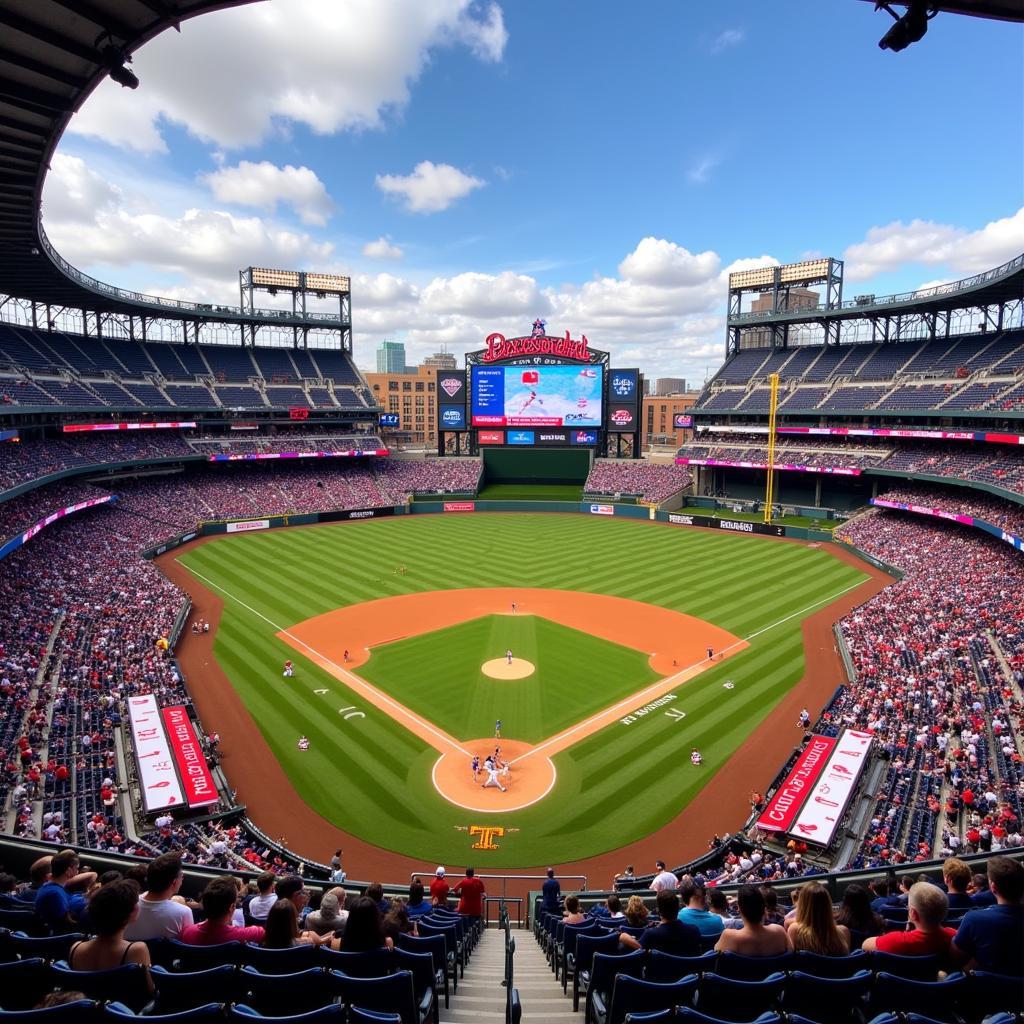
<box><xmin>202</xmin><ymin>161</ymin><xmax>335</xmax><ymax>225</ymax></box>
<box><xmin>68</xmin><ymin>0</ymin><xmax>508</xmax><ymax>153</ymax></box>
<box><xmin>422</xmin><ymin>271</ymin><xmax>547</xmax><ymax>317</ymax></box>
<box><xmin>362</xmin><ymin>236</ymin><xmax>404</xmax><ymax>260</ymax></box>
<box><xmin>843</xmin><ymin>207</ymin><xmax>1024</xmax><ymax>281</ymax></box>
<box><xmin>619</xmin><ymin>237</ymin><xmax>720</xmax><ymax>287</ymax></box>
<box><xmin>709</xmin><ymin>28</ymin><xmax>745</xmax><ymax>54</ymax></box>
<box><xmin>687</xmin><ymin>154</ymin><xmax>721</xmax><ymax>185</ymax></box>
<box><xmin>375</xmin><ymin>161</ymin><xmax>485</xmax><ymax>213</ymax></box>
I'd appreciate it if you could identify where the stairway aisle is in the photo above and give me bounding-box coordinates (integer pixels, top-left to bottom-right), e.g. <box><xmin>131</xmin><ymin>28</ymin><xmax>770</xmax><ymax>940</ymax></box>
<box><xmin>441</xmin><ymin>925</ymin><xmax>579</xmax><ymax>1022</ymax></box>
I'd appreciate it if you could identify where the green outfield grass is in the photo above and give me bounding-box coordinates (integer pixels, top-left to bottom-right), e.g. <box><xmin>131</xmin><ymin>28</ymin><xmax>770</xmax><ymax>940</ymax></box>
<box><xmin>358</xmin><ymin>615</ymin><xmax>660</xmax><ymax>743</ymax></box>
<box><xmin>476</xmin><ymin>482</ymin><xmax>584</xmax><ymax>501</ymax></box>
<box><xmin>175</xmin><ymin>513</ymin><xmax>868</xmax><ymax>866</ymax></box>
<box><xmin>678</xmin><ymin>506</ymin><xmax>840</xmax><ymax>531</ymax></box>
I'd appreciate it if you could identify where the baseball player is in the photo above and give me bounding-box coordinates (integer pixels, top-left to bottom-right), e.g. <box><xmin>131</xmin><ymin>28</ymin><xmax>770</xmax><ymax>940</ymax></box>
<box><xmin>482</xmin><ymin>756</ymin><xmax>507</xmax><ymax>792</ymax></box>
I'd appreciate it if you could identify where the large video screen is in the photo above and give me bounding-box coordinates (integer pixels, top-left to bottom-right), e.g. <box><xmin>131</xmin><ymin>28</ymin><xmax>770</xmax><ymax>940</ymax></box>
<box><xmin>471</xmin><ymin>364</ymin><xmax>603</xmax><ymax>427</ymax></box>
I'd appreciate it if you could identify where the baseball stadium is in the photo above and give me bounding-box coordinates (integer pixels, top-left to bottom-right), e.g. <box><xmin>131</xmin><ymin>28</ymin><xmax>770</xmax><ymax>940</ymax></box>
<box><xmin>0</xmin><ymin>2</ymin><xmax>1022</xmax><ymax>1022</ymax></box>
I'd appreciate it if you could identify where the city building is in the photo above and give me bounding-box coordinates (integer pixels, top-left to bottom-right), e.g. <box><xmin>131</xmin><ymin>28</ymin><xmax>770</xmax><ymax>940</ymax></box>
<box><xmin>376</xmin><ymin>340</ymin><xmax>408</xmax><ymax>374</ymax></box>
<box><xmin>642</xmin><ymin>393</ymin><xmax>699</xmax><ymax>450</ymax></box>
<box><xmin>655</xmin><ymin>377</ymin><xmax>687</xmax><ymax>396</ymax></box>
<box><xmin>740</xmin><ymin>287</ymin><xmax>820</xmax><ymax>348</ymax></box>
<box><xmin>423</xmin><ymin>351</ymin><xmax>457</xmax><ymax>370</ymax></box>
<box><xmin>365</xmin><ymin>364</ymin><xmax>437</xmax><ymax>445</ymax></box>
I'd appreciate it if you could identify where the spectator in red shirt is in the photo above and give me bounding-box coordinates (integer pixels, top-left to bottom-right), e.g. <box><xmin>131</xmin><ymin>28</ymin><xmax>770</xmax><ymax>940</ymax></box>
<box><xmin>180</xmin><ymin>876</ymin><xmax>265</xmax><ymax>945</ymax></box>
<box><xmin>862</xmin><ymin>882</ymin><xmax>954</xmax><ymax>962</ymax></box>
<box><xmin>452</xmin><ymin>867</ymin><xmax>485</xmax><ymax>925</ymax></box>
<box><xmin>429</xmin><ymin>866</ymin><xmax>450</xmax><ymax>908</ymax></box>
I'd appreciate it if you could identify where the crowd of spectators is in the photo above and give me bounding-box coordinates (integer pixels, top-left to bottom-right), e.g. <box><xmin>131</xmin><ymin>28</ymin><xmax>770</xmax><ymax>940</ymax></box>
<box><xmin>0</xmin><ymin>480</ymin><xmax>112</xmax><ymax>545</ymax></box>
<box><xmin>584</xmin><ymin>460</ymin><xmax>691</xmax><ymax>503</ymax></box>
<box><xmin>875</xmin><ymin>485</ymin><xmax>1024</xmax><ymax>538</ymax></box>
<box><xmin>832</xmin><ymin>509</ymin><xmax>1024</xmax><ymax>868</ymax></box>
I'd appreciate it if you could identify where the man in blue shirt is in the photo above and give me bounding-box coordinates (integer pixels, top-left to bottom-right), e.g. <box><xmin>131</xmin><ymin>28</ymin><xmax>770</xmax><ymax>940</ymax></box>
<box><xmin>619</xmin><ymin>891</ymin><xmax>700</xmax><ymax>956</ymax></box>
<box><xmin>678</xmin><ymin>879</ymin><xmax>725</xmax><ymax>940</ymax></box>
<box><xmin>34</xmin><ymin>849</ymin><xmax>96</xmax><ymax>933</ymax></box>
<box><xmin>950</xmin><ymin>856</ymin><xmax>1023</xmax><ymax>976</ymax></box>
<box><xmin>541</xmin><ymin>868</ymin><xmax>561</xmax><ymax>914</ymax></box>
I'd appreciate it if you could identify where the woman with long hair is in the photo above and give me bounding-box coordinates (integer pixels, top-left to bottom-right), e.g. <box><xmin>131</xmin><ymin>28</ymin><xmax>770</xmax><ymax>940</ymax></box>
<box><xmin>262</xmin><ymin>898</ymin><xmax>330</xmax><ymax>948</ymax></box>
<box><xmin>334</xmin><ymin>896</ymin><xmax>392</xmax><ymax>951</ymax></box>
<box><xmin>835</xmin><ymin>883</ymin><xmax>884</xmax><ymax>938</ymax></box>
<box><xmin>786</xmin><ymin>881</ymin><xmax>851</xmax><ymax>955</ymax></box>
<box><xmin>382</xmin><ymin>901</ymin><xmax>418</xmax><ymax>943</ymax></box>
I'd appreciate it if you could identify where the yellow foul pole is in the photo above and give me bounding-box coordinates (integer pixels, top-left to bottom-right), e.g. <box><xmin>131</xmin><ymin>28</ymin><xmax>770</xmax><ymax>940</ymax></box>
<box><xmin>763</xmin><ymin>371</ymin><xmax>779</xmax><ymax>524</ymax></box>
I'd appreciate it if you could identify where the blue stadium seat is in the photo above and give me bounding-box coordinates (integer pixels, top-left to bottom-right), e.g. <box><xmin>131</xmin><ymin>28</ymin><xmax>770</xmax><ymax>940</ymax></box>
<box><xmin>50</xmin><ymin>962</ymin><xmax>152</xmax><ymax>1014</ymax></box>
<box><xmin>237</xmin><ymin>966</ymin><xmax>334</xmax><ymax>1017</ymax></box>
<box><xmin>230</xmin><ymin>1006</ymin><xmax>343</xmax><ymax>1024</ymax></box>
<box><xmin>8</xmin><ymin>933</ymin><xmax>86</xmax><ymax>963</ymax></box>
<box><xmin>866</xmin><ymin>971</ymin><xmax>966</xmax><ymax>1022</ymax></box>
<box><xmin>317</xmin><ymin>948</ymin><xmax>393</xmax><ymax>979</ymax></box>
<box><xmin>327</xmin><ymin>971</ymin><xmax>424</xmax><ymax>1024</ymax></box>
<box><xmin>0</xmin><ymin>1001</ymin><xmax>100</xmax><ymax>1024</ymax></box>
<box><xmin>678</xmin><ymin>1012</ymin><xmax>781</xmax><ymax>1024</ymax></box>
<box><xmin>585</xmin><ymin>950</ymin><xmax>646</xmax><ymax>1024</ymax></box>
<box><xmin>645</xmin><ymin>950</ymin><xmax>718</xmax><ymax>983</ymax></box>
<box><xmin>964</xmin><ymin>971</ymin><xmax>1024</xmax><ymax>1016</ymax></box>
<box><xmin>396</xmin><ymin>933</ymin><xmax>449</xmax><ymax>1009</ymax></box>
<box><xmin>0</xmin><ymin>958</ymin><xmax>51</xmax><ymax>1011</ymax></box>
<box><xmin>574</xmin><ymin>932</ymin><xmax>623</xmax><ymax>1010</ymax></box>
<box><xmin>166</xmin><ymin>938</ymin><xmax>243</xmax><ymax>970</ymax></box>
<box><xmin>778</xmin><ymin>969</ymin><xmax>872</xmax><ymax>1024</ymax></box>
<box><xmin>695</xmin><ymin>972</ymin><xmax>786</xmax><ymax>1022</ymax></box>
<box><xmin>391</xmin><ymin>947</ymin><xmax>437</xmax><ymax>1024</ymax></box>
<box><xmin>592</xmin><ymin>973</ymin><xmax>699</xmax><ymax>1024</ymax></box>
<box><xmin>346</xmin><ymin>1010</ymin><xmax>402</xmax><ymax>1024</ymax></box>
<box><xmin>150</xmin><ymin>964</ymin><xmax>238</xmax><ymax>1012</ymax></box>
<box><xmin>715</xmin><ymin>952</ymin><xmax>793</xmax><ymax>981</ymax></box>
<box><xmin>792</xmin><ymin>949</ymin><xmax>869</xmax><ymax>978</ymax></box>
<box><xmin>104</xmin><ymin>1002</ymin><xmax>222</xmax><ymax>1024</ymax></box>
<box><xmin>0</xmin><ymin>910</ymin><xmax>45</xmax><ymax>937</ymax></box>
<box><xmin>623</xmin><ymin>1012</ymin><xmax>674</xmax><ymax>1023</ymax></box>
<box><xmin>866</xmin><ymin>951</ymin><xmax>942</xmax><ymax>980</ymax></box>
<box><xmin>243</xmin><ymin>943</ymin><xmax>319</xmax><ymax>974</ymax></box>
<box><xmin>561</xmin><ymin>920</ymin><xmax>602</xmax><ymax>990</ymax></box>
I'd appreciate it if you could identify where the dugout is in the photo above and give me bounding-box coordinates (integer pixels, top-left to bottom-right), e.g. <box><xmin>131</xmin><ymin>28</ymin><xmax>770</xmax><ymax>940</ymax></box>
<box><xmin>481</xmin><ymin>446</ymin><xmax>591</xmax><ymax>486</ymax></box>
<box><xmin>697</xmin><ymin>465</ymin><xmax>875</xmax><ymax>511</ymax></box>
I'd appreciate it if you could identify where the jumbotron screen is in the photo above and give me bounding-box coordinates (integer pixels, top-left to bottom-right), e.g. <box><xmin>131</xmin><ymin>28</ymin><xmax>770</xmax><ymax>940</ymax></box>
<box><xmin>471</xmin><ymin>364</ymin><xmax>603</xmax><ymax>427</ymax></box>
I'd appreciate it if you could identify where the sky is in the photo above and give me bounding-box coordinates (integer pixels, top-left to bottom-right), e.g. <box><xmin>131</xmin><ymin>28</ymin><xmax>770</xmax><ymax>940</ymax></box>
<box><xmin>41</xmin><ymin>0</ymin><xmax>1024</xmax><ymax>383</ymax></box>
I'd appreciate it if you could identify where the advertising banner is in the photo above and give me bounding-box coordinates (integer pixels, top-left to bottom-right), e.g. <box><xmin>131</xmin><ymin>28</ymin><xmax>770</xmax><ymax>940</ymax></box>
<box><xmin>436</xmin><ymin>371</ymin><xmax>467</xmax><ymax>403</ymax></box>
<box><xmin>161</xmin><ymin>706</ymin><xmax>218</xmax><ymax>808</ymax></box>
<box><xmin>536</xmin><ymin>430</ymin><xmax>570</xmax><ymax>445</ymax></box>
<box><xmin>127</xmin><ymin>695</ymin><xmax>185</xmax><ymax>813</ymax></box>
<box><xmin>209</xmin><ymin>450</ymin><xmax>388</xmax><ymax>462</ymax></box>
<box><xmin>607</xmin><ymin>405</ymin><xmax>637</xmax><ymax>432</ymax></box>
<box><xmin>871</xmin><ymin>498</ymin><xmax>1024</xmax><ymax>551</ymax></box>
<box><xmin>379</xmin><ymin>413</ymin><xmax>400</xmax><ymax>427</ymax></box>
<box><xmin>609</xmin><ymin>369</ymin><xmax>639</xmax><ymax>404</ymax></box>
<box><xmin>570</xmin><ymin>429</ymin><xmax>599</xmax><ymax>445</ymax></box>
<box><xmin>318</xmin><ymin>507</ymin><xmax>396</xmax><ymax>523</ymax></box>
<box><xmin>0</xmin><ymin>494</ymin><xmax>116</xmax><ymax>562</ymax></box>
<box><xmin>439</xmin><ymin>405</ymin><xmax>467</xmax><ymax>430</ymax></box>
<box><xmin>777</xmin><ymin>426</ymin><xmax>977</xmax><ymax>441</ymax></box>
<box><xmin>676</xmin><ymin>458</ymin><xmax>861</xmax><ymax>476</ymax></box>
<box><xmin>62</xmin><ymin>421</ymin><xmax>197</xmax><ymax>432</ymax></box>
<box><xmin>507</xmin><ymin>430</ymin><xmax>535</xmax><ymax>445</ymax></box>
<box><xmin>788</xmin><ymin>729</ymin><xmax>873</xmax><ymax>846</ymax></box>
<box><xmin>444</xmin><ymin>501</ymin><xmax>475</xmax><ymax>512</ymax></box>
<box><xmin>589</xmin><ymin>504</ymin><xmax>615</xmax><ymax>516</ymax></box>
<box><xmin>477</xmin><ymin>430</ymin><xmax>505</xmax><ymax>445</ymax></box>
<box><xmin>666</xmin><ymin>512</ymin><xmax>786</xmax><ymax>538</ymax></box>
<box><xmin>755</xmin><ymin>735</ymin><xmax>837</xmax><ymax>833</ymax></box>
<box><xmin>226</xmin><ymin>519</ymin><xmax>270</xmax><ymax>533</ymax></box>
<box><xmin>0</xmin><ymin>429</ymin><xmax>18</xmax><ymax>442</ymax></box>
<box><xmin>673</xmin><ymin>414</ymin><xmax>694</xmax><ymax>429</ymax></box>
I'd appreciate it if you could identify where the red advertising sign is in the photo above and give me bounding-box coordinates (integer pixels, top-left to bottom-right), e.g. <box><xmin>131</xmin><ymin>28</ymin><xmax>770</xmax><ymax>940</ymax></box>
<box><xmin>478</xmin><ymin>430</ymin><xmax>505</xmax><ymax>445</ymax></box>
<box><xmin>289</xmin><ymin>407</ymin><xmax>310</xmax><ymax>420</ymax></box>
<box><xmin>444</xmin><ymin>501</ymin><xmax>475</xmax><ymax>512</ymax></box>
<box><xmin>160</xmin><ymin>706</ymin><xmax>219</xmax><ymax>808</ymax></box>
<box><xmin>754</xmin><ymin>734</ymin><xmax>837</xmax><ymax>833</ymax></box>
<box><xmin>62</xmin><ymin>421</ymin><xmax>197</xmax><ymax>432</ymax></box>
<box><xmin>482</xmin><ymin>331</ymin><xmax>591</xmax><ymax>363</ymax></box>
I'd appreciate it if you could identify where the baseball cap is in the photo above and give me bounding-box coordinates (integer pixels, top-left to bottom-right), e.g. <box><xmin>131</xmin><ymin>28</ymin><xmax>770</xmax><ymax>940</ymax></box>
<box><xmin>436</xmin><ymin>866</ymin><xmax>445</xmax><ymax>876</ymax></box>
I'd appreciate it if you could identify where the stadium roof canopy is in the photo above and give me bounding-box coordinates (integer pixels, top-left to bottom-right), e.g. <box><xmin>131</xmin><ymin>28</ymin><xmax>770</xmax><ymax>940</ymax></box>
<box><xmin>856</xmin><ymin>0</ymin><xmax>1024</xmax><ymax>22</ymax></box>
<box><xmin>0</xmin><ymin>0</ymin><xmax>288</xmax><ymax>326</ymax></box>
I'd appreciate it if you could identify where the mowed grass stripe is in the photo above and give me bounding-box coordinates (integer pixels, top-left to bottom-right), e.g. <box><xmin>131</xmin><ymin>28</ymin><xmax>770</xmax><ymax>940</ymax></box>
<box><xmin>176</xmin><ymin>513</ymin><xmax>869</xmax><ymax>865</ymax></box>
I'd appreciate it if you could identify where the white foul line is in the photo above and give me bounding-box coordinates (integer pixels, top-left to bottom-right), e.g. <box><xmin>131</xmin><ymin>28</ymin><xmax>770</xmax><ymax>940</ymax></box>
<box><xmin>511</xmin><ymin>576</ymin><xmax>870</xmax><ymax>764</ymax></box>
<box><xmin>181</xmin><ymin>564</ymin><xmax>472</xmax><ymax>758</ymax></box>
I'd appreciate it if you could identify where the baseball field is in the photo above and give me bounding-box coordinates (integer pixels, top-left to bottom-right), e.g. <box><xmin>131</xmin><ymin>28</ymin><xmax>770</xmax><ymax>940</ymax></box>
<box><xmin>170</xmin><ymin>513</ymin><xmax>872</xmax><ymax>868</ymax></box>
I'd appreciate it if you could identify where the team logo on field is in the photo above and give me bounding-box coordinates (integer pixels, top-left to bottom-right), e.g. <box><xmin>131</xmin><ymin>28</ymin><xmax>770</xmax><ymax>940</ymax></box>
<box><xmin>440</xmin><ymin>377</ymin><xmax>463</xmax><ymax>398</ymax></box>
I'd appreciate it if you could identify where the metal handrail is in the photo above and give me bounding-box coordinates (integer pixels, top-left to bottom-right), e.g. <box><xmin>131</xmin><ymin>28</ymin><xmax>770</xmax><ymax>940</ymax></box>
<box><xmin>38</xmin><ymin>225</ymin><xmax>347</xmax><ymax>326</ymax></box>
<box><xmin>409</xmin><ymin>871</ymin><xmax>588</xmax><ymax>900</ymax></box>
<box><xmin>729</xmin><ymin>251</ymin><xmax>1024</xmax><ymax>323</ymax></box>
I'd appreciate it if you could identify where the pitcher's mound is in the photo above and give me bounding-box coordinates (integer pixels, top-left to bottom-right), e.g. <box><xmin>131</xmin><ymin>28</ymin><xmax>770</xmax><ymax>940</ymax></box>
<box><xmin>482</xmin><ymin>658</ymin><xmax>535</xmax><ymax>680</ymax></box>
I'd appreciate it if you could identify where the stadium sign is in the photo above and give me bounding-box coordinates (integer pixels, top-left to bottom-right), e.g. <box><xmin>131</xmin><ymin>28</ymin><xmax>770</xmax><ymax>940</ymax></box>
<box><xmin>666</xmin><ymin>512</ymin><xmax>785</xmax><ymax>538</ymax></box>
<box><xmin>482</xmin><ymin>330</ymin><xmax>592</xmax><ymax>364</ymax></box>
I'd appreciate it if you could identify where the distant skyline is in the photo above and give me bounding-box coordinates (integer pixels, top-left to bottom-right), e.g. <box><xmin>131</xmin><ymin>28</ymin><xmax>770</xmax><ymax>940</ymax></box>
<box><xmin>39</xmin><ymin>0</ymin><xmax>1023</xmax><ymax>382</ymax></box>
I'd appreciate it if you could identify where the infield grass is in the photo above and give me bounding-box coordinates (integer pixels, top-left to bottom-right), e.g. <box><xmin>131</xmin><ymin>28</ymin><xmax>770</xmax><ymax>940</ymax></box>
<box><xmin>175</xmin><ymin>513</ymin><xmax>868</xmax><ymax>866</ymax></box>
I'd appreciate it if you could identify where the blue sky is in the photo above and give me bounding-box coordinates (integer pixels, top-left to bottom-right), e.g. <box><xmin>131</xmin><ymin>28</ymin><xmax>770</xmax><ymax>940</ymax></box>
<box><xmin>43</xmin><ymin>0</ymin><xmax>1023</xmax><ymax>381</ymax></box>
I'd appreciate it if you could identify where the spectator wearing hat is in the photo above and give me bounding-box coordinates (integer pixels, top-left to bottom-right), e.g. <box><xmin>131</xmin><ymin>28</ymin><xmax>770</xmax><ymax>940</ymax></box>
<box><xmin>430</xmin><ymin>866</ymin><xmax>450</xmax><ymax>908</ymax></box>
